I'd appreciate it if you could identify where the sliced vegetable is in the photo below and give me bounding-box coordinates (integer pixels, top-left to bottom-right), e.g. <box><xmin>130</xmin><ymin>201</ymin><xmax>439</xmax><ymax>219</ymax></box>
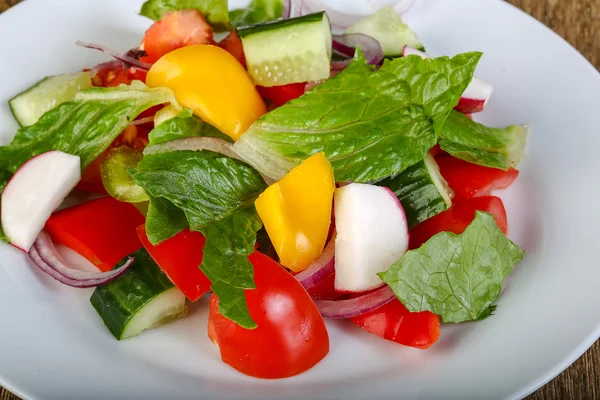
<box><xmin>380</xmin><ymin>212</ymin><xmax>524</xmax><ymax>323</ymax></box>
<box><xmin>256</xmin><ymin>82</ymin><xmax>306</xmax><ymax>106</ymax></box>
<box><xmin>293</xmin><ymin>238</ymin><xmax>335</xmax><ymax>290</ymax></box>
<box><xmin>255</xmin><ymin>152</ymin><xmax>334</xmax><ymax>272</ymax></box>
<box><xmin>314</xmin><ymin>285</ymin><xmax>396</xmax><ymax>318</ymax></box>
<box><xmin>153</xmin><ymin>105</ymin><xmax>178</xmax><ymax>127</ymax></box>
<box><xmin>9</xmin><ymin>72</ymin><xmax>92</xmax><ymax>127</ymax></box>
<box><xmin>141</xmin><ymin>10</ymin><xmax>215</xmax><ymax>63</ymax></box>
<box><xmin>144</xmin><ymin>137</ymin><xmax>240</xmax><ymax>161</ymax></box>
<box><xmin>44</xmin><ymin>197</ymin><xmax>145</xmax><ymax>272</ymax></box>
<box><xmin>350</xmin><ymin>299</ymin><xmax>440</xmax><ymax>349</ymax></box>
<box><xmin>344</xmin><ymin>7</ymin><xmax>423</xmax><ymax>57</ymax></box>
<box><xmin>146</xmin><ymin>45</ymin><xmax>266</xmax><ymax>141</ymax></box>
<box><xmin>90</xmin><ymin>249</ymin><xmax>187</xmax><ymax>340</ymax></box>
<box><xmin>100</xmin><ymin>146</ymin><xmax>148</xmax><ymax>203</ymax></box>
<box><xmin>238</xmin><ymin>12</ymin><xmax>332</xmax><ymax>86</ymax></box>
<box><xmin>28</xmin><ymin>231</ymin><xmax>134</xmax><ymax>288</ymax></box>
<box><xmin>137</xmin><ymin>225</ymin><xmax>210</xmax><ymax>302</ymax></box>
<box><xmin>379</xmin><ymin>153</ymin><xmax>453</xmax><ymax>228</ymax></box>
<box><xmin>440</xmin><ymin>110</ymin><xmax>529</xmax><ymax>170</ymax></box>
<box><xmin>75</xmin><ymin>42</ymin><xmax>152</xmax><ymax>71</ymax></box>
<box><xmin>334</xmin><ymin>183</ymin><xmax>409</xmax><ymax>293</ymax></box>
<box><xmin>437</xmin><ymin>156</ymin><xmax>519</xmax><ymax>200</ymax></box>
<box><xmin>2</xmin><ymin>151</ymin><xmax>81</xmax><ymax>251</ymax></box>
<box><xmin>147</xmin><ymin>108</ymin><xmax>231</xmax><ymax>147</ymax></box>
<box><xmin>233</xmin><ymin>51</ymin><xmax>481</xmax><ymax>182</ymax></box>
<box><xmin>229</xmin><ymin>0</ymin><xmax>284</xmax><ymax>28</ymax></box>
<box><xmin>332</xmin><ymin>34</ymin><xmax>383</xmax><ymax>65</ymax></box>
<box><xmin>208</xmin><ymin>251</ymin><xmax>329</xmax><ymax>378</ymax></box>
<box><xmin>218</xmin><ymin>30</ymin><xmax>246</xmax><ymax>67</ymax></box>
<box><xmin>139</xmin><ymin>0</ymin><xmax>230</xmax><ymax>32</ymax></box>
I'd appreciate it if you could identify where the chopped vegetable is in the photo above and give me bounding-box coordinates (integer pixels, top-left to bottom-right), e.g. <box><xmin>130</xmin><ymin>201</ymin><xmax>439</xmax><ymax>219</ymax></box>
<box><xmin>90</xmin><ymin>249</ymin><xmax>187</xmax><ymax>340</ymax></box>
<box><xmin>218</xmin><ymin>30</ymin><xmax>246</xmax><ymax>67</ymax></box>
<box><xmin>229</xmin><ymin>0</ymin><xmax>284</xmax><ymax>27</ymax></box>
<box><xmin>146</xmin><ymin>45</ymin><xmax>266</xmax><ymax>141</ymax></box>
<box><xmin>256</xmin><ymin>82</ymin><xmax>306</xmax><ymax>106</ymax></box>
<box><xmin>314</xmin><ymin>285</ymin><xmax>396</xmax><ymax>319</ymax></box>
<box><xmin>145</xmin><ymin>196</ymin><xmax>189</xmax><ymax>244</ymax></box>
<box><xmin>255</xmin><ymin>153</ymin><xmax>334</xmax><ymax>272</ymax></box>
<box><xmin>44</xmin><ymin>197</ymin><xmax>145</xmax><ymax>272</ymax></box>
<box><xmin>208</xmin><ymin>251</ymin><xmax>329</xmax><ymax>378</ymax></box>
<box><xmin>100</xmin><ymin>146</ymin><xmax>149</xmax><ymax>203</ymax></box>
<box><xmin>380</xmin><ymin>212</ymin><xmax>524</xmax><ymax>323</ymax></box>
<box><xmin>139</xmin><ymin>0</ymin><xmax>230</xmax><ymax>31</ymax></box>
<box><xmin>147</xmin><ymin>108</ymin><xmax>231</xmax><ymax>146</ymax></box>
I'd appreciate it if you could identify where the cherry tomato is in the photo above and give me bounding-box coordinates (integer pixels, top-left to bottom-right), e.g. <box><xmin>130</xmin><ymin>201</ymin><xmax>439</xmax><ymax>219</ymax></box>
<box><xmin>219</xmin><ymin>30</ymin><xmax>246</xmax><ymax>67</ymax></box>
<box><xmin>437</xmin><ymin>157</ymin><xmax>519</xmax><ymax>200</ymax></box>
<box><xmin>409</xmin><ymin>196</ymin><xmax>508</xmax><ymax>249</ymax></box>
<box><xmin>256</xmin><ymin>83</ymin><xmax>306</xmax><ymax>106</ymax></box>
<box><xmin>350</xmin><ymin>299</ymin><xmax>440</xmax><ymax>349</ymax></box>
<box><xmin>208</xmin><ymin>252</ymin><xmax>330</xmax><ymax>379</ymax></box>
<box><xmin>141</xmin><ymin>10</ymin><xmax>214</xmax><ymax>64</ymax></box>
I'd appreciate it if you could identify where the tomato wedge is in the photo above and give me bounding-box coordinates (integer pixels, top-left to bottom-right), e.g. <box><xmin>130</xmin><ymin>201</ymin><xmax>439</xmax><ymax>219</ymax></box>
<box><xmin>409</xmin><ymin>196</ymin><xmax>508</xmax><ymax>249</ymax></box>
<box><xmin>256</xmin><ymin>83</ymin><xmax>306</xmax><ymax>106</ymax></box>
<box><xmin>137</xmin><ymin>226</ymin><xmax>211</xmax><ymax>302</ymax></box>
<box><xmin>219</xmin><ymin>30</ymin><xmax>246</xmax><ymax>67</ymax></box>
<box><xmin>45</xmin><ymin>197</ymin><xmax>145</xmax><ymax>272</ymax></box>
<box><xmin>208</xmin><ymin>252</ymin><xmax>329</xmax><ymax>379</ymax></box>
<box><xmin>351</xmin><ymin>299</ymin><xmax>440</xmax><ymax>349</ymax></box>
<box><xmin>437</xmin><ymin>157</ymin><xmax>519</xmax><ymax>200</ymax></box>
<box><xmin>141</xmin><ymin>10</ymin><xmax>214</xmax><ymax>64</ymax></box>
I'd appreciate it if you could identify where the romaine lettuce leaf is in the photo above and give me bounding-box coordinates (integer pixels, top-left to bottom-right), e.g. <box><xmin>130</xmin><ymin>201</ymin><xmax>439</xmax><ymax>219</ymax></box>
<box><xmin>139</xmin><ymin>0</ymin><xmax>230</xmax><ymax>31</ymax></box>
<box><xmin>229</xmin><ymin>0</ymin><xmax>284</xmax><ymax>27</ymax></box>
<box><xmin>379</xmin><ymin>212</ymin><xmax>524</xmax><ymax>323</ymax></box>
<box><xmin>199</xmin><ymin>205</ymin><xmax>262</xmax><ymax>329</ymax></box>
<box><xmin>439</xmin><ymin>110</ymin><xmax>529</xmax><ymax>170</ymax></box>
<box><xmin>233</xmin><ymin>51</ymin><xmax>482</xmax><ymax>183</ymax></box>
<box><xmin>147</xmin><ymin>108</ymin><xmax>231</xmax><ymax>146</ymax></box>
<box><xmin>145</xmin><ymin>196</ymin><xmax>189</xmax><ymax>245</ymax></box>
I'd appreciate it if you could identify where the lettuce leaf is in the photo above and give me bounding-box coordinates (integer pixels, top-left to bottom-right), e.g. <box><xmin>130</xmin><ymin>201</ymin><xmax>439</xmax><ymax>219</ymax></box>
<box><xmin>233</xmin><ymin>51</ymin><xmax>481</xmax><ymax>183</ymax></box>
<box><xmin>145</xmin><ymin>196</ymin><xmax>189</xmax><ymax>245</ymax></box>
<box><xmin>199</xmin><ymin>206</ymin><xmax>262</xmax><ymax>329</ymax></box>
<box><xmin>379</xmin><ymin>212</ymin><xmax>524</xmax><ymax>323</ymax></box>
<box><xmin>139</xmin><ymin>0</ymin><xmax>230</xmax><ymax>31</ymax></box>
<box><xmin>147</xmin><ymin>108</ymin><xmax>231</xmax><ymax>146</ymax></box>
<box><xmin>439</xmin><ymin>110</ymin><xmax>529</xmax><ymax>170</ymax></box>
<box><xmin>229</xmin><ymin>0</ymin><xmax>284</xmax><ymax>27</ymax></box>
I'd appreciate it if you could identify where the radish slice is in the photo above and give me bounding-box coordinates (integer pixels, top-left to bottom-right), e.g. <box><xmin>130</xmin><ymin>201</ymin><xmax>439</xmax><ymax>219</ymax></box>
<box><xmin>315</xmin><ymin>285</ymin><xmax>396</xmax><ymax>318</ymax></box>
<box><xmin>333</xmin><ymin>183</ymin><xmax>409</xmax><ymax>293</ymax></box>
<box><xmin>76</xmin><ymin>41</ymin><xmax>152</xmax><ymax>71</ymax></box>
<box><xmin>402</xmin><ymin>45</ymin><xmax>494</xmax><ymax>113</ymax></box>
<box><xmin>294</xmin><ymin>239</ymin><xmax>335</xmax><ymax>290</ymax></box>
<box><xmin>28</xmin><ymin>231</ymin><xmax>134</xmax><ymax>288</ymax></box>
<box><xmin>333</xmin><ymin>34</ymin><xmax>383</xmax><ymax>65</ymax></box>
<box><xmin>1</xmin><ymin>151</ymin><xmax>81</xmax><ymax>252</ymax></box>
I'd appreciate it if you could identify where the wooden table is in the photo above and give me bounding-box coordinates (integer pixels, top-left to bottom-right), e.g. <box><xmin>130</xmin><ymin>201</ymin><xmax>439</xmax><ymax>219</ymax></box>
<box><xmin>0</xmin><ymin>0</ymin><xmax>599</xmax><ymax>399</ymax></box>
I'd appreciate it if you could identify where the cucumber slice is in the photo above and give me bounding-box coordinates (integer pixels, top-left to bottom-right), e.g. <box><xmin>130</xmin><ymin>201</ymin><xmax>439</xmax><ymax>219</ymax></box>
<box><xmin>9</xmin><ymin>72</ymin><xmax>92</xmax><ymax>127</ymax></box>
<box><xmin>90</xmin><ymin>249</ymin><xmax>187</xmax><ymax>340</ymax></box>
<box><xmin>100</xmin><ymin>146</ymin><xmax>149</xmax><ymax>203</ymax></box>
<box><xmin>345</xmin><ymin>7</ymin><xmax>423</xmax><ymax>57</ymax></box>
<box><xmin>379</xmin><ymin>154</ymin><xmax>453</xmax><ymax>228</ymax></box>
<box><xmin>238</xmin><ymin>12</ymin><xmax>332</xmax><ymax>87</ymax></box>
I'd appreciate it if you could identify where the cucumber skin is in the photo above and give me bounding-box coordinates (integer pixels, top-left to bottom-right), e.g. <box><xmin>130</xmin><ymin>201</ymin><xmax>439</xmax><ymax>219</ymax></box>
<box><xmin>379</xmin><ymin>160</ymin><xmax>450</xmax><ymax>228</ymax></box>
<box><xmin>237</xmin><ymin>12</ymin><xmax>326</xmax><ymax>38</ymax></box>
<box><xmin>90</xmin><ymin>249</ymin><xmax>175</xmax><ymax>340</ymax></box>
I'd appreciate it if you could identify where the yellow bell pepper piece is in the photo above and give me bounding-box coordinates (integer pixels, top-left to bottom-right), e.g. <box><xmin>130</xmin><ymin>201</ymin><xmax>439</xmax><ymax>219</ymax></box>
<box><xmin>255</xmin><ymin>153</ymin><xmax>335</xmax><ymax>272</ymax></box>
<box><xmin>146</xmin><ymin>45</ymin><xmax>266</xmax><ymax>141</ymax></box>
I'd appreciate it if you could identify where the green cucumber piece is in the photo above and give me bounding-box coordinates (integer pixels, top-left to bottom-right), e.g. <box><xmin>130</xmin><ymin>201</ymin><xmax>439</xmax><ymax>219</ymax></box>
<box><xmin>238</xmin><ymin>12</ymin><xmax>332</xmax><ymax>86</ymax></box>
<box><xmin>9</xmin><ymin>72</ymin><xmax>92</xmax><ymax>127</ymax></box>
<box><xmin>379</xmin><ymin>154</ymin><xmax>453</xmax><ymax>228</ymax></box>
<box><xmin>100</xmin><ymin>146</ymin><xmax>149</xmax><ymax>203</ymax></box>
<box><xmin>90</xmin><ymin>249</ymin><xmax>187</xmax><ymax>340</ymax></box>
<box><xmin>345</xmin><ymin>7</ymin><xmax>423</xmax><ymax>57</ymax></box>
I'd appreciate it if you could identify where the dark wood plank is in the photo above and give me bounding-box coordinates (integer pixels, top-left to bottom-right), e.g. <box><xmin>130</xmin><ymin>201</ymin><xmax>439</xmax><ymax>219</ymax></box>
<box><xmin>0</xmin><ymin>0</ymin><xmax>598</xmax><ymax>399</ymax></box>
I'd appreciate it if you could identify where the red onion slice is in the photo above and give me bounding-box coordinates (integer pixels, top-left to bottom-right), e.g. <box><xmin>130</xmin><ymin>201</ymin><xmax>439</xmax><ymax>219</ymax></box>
<box><xmin>333</xmin><ymin>34</ymin><xmax>383</xmax><ymax>65</ymax></box>
<box><xmin>28</xmin><ymin>231</ymin><xmax>133</xmax><ymax>288</ymax></box>
<box><xmin>76</xmin><ymin>41</ymin><xmax>153</xmax><ymax>71</ymax></box>
<box><xmin>129</xmin><ymin>116</ymin><xmax>155</xmax><ymax>126</ymax></box>
<box><xmin>314</xmin><ymin>285</ymin><xmax>396</xmax><ymax>318</ymax></box>
<box><xmin>294</xmin><ymin>239</ymin><xmax>335</xmax><ymax>290</ymax></box>
<box><xmin>282</xmin><ymin>0</ymin><xmax>291</xmax><ymax>18</ymax></box>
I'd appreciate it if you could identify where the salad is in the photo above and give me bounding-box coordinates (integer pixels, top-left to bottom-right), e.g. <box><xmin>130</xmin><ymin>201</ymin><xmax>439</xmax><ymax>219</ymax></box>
<box><xmin>0</xmin><ymin>0</ymin><xmax>528</xmax><ymax>379</ymax></box>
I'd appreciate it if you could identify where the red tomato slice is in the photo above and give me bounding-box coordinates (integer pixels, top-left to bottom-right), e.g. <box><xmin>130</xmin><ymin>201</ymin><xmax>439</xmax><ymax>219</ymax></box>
<box><xmin>256</xmin><ymin>83</ymin><xmax>306</xmax><ymax>106</ymax></box>
<box><xmin>141</xmin><ymin>10</ymin><xmax>214</xmax><ymax>64</ymax></box>
<box><xmin>350</xmin><ymin>299</ymin><xmax>440</xmax><ymax>349</ymax></box>
<box><xmin>410</xmin><ymin>196</ymin><xmax>508</xmax><ymax>249</ymax></box>
<box><xmin>219</xmin><ymin>30</ymin><xmax>246</xmax><ymax>67</ymax></box>
<box><xmin>137</xmin><ymin>226</ymin><xmax>211</xmax><ymax>302</ymax></box>
<box><xmin>208</xmin><ymin>252</ymin><xmax>330</xmax><ymax>379</ymax></box>
<box><xmin>91</xmin><ymin>64</ymin><xmax>147</xmax><ymax>87</ymax></box>
<box><xmin>44</xmin><ymin>197</ymin><xmax>145</xmax><ymax>272</ymax></box>
<box><xmin>437</xmin><ymin>157</ymin><xmax>519</xmax><ymax>200</ymax></box>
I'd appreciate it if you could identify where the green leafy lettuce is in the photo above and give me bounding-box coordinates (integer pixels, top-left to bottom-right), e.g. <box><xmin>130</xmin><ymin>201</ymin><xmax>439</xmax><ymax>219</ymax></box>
<box><xmin>139</xmin><ymin>0</ymin><xmax>230</xmax><ymax>31</ymax></box>
<box><xmin>147</xmin><ymin>108</ymin><xmax>231</xmax><ymax>146</ymax></box>
<box><xmin>229</xmin><ymin>0</ymin><xmax>284</xmax><ymax>27</ymax></box>
<box><xmin>440</xmin><ymin>110</ymin><xmax>529</xmax><ymax>170</ymax></box>
<box><xmin>199</xmin><ymin>206</ymin><xmax>262</xmax><ymax>329</ymax></box>
<box><xmin>145</xmin><ymin>196</ymin><xmax>189</xmax><ymax>244</ymax></box>
<box><xmin>233</xmin><ymin>51</ymin><xmax>482</xmax><ymax>183</ymax></box>
<box><xmin>379</xmin><ymin>212</ymin><xmax>524</xmax><ymax>323</ymax></box>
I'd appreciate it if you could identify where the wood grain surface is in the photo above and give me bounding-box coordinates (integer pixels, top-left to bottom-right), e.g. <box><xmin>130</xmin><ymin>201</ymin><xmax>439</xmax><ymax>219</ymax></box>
<box><xmin>0</xmin><ymin>0</ymin><xmax>599</xmax><ymax>399</ymax></box>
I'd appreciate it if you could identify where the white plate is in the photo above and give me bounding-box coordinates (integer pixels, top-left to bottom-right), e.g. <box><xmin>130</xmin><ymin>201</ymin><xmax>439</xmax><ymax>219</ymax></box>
<box><xmin>0</xmin><ymin>0</ymin><xmax>599</xmax><ymax>399</ymax></box>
